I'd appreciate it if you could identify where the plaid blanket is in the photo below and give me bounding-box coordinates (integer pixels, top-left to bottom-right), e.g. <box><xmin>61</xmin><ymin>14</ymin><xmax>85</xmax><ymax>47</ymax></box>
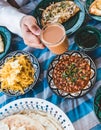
<box><xmin>0</xmin><ymin>0</ymin><xmax>101</xmax><ymax>130</ymax></box>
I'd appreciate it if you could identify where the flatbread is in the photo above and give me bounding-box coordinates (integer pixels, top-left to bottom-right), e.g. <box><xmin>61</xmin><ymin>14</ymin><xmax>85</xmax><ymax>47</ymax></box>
<box><xmin>89</xmin><ymin>0</ymin><xmax>101</xmax><ymax>16</ymax></box>
<box><xmin>0</xmin><ymin>110</ymin><xmax>63</xmax><ymax>130</ymax></box>
<box><xmin>1</xmin><ymin>114</ymin><xmax>45</xmax><ymax>130</ymax></box>
<box><xmin>0</xmin><ymin>35</ymin><xmax>4</xmax><ymax>53</ymax></box>
<box><xmin>41</xmin><ymin>0</ymin><xmax>80</xmax><ymax>26</ymax></box>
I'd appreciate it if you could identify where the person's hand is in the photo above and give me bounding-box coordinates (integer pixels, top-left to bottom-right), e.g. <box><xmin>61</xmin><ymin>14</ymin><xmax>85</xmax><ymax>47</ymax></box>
<box><xmin>20</xmin><ymin>15</ymin><xmax>45</xmax><ymax>49</ymax></box>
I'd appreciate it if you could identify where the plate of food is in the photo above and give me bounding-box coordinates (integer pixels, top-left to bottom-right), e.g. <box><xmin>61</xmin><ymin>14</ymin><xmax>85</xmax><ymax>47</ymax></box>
<box><xmin>33</xmin><ymin>0</ymin><xmax>85</xmax><ymax>36</ymax></box>
<box><xmin>0</xmin><ymin>26</ymin><xmax>11</xmax><ymax>60</ymax></box>
<box><xmin>0</xmin><ymin>50</ymin><xmax>40</xmax><ymax>96</ymax></box>
<box><xmin>48</xmin><ymin>51</ymin><xmax>96</xmax><ymax>98</ymax></box>
<box><xmin>85</xmin><ymin>0</ymin><xmax>101</xmax><ymax>21</ymax></box>
<box><xmin>0</xmin><ymin>98</ymin><xmax>75</xmax><ymax>130</ymax></box>
<box><xmin>94</xmin><ymin>86</ymin><xmax>101</xmax><ymax>122</ymax></box>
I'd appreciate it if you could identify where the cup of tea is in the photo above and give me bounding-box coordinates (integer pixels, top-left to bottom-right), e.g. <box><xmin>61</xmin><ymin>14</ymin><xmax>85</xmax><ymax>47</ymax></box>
<box><xmin>74</xmin><ymin>26</ymin><xmax>101</xmax><ymax>51</ymax></box>
<box><xmin>40</xmin><ymin>23</ymin><xmax>69</xmax><ymax>55</ymax></box>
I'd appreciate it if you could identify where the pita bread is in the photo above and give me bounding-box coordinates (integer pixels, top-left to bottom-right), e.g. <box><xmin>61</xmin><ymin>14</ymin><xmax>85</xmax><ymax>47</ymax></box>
<box><xmin>89</xmin><ymin>0</ymin><xmax>101</xmax><ymax>16</ymax></box>
<box><xmin>0</xmin><ymin>110</ymin><xmax>63</xmax><ymax>130</ymax></box>
<box><xmin>0</xmin><ymin>35</ymin><xmax>4</xmax><ymax>53</ymax></box>
<box><xmin>1</xmin><ymin>114</ymin><xmax>45</xmax><ymax>130</ymax></box>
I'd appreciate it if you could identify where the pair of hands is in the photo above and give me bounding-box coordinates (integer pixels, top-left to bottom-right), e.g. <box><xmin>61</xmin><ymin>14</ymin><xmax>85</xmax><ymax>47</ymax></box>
<box><xmin>20</xmin><ymin>16</ymin><xmax>45</xmax><ymax>49</ymax></box>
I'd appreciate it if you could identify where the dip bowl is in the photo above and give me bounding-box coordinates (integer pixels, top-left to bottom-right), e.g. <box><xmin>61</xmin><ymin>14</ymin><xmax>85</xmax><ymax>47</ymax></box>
<box><xmin>74</xmin><ymin>26</ymin><xmax>101</xmax><ymax>52</ymax></box>
<box><xmin>94</xmin><ymin>86</ymin><xmax>101</xmax><ymax>122</ymax></box>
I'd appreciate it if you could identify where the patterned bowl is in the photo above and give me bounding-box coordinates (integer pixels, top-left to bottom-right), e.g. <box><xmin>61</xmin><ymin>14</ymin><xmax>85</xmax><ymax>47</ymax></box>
<box><xmin>0</xmin><ymin>50</ymin><xmax>40</xmax><ymax>96</ymax></box>
<box><xmin>47</xmin><ymin>51</ymin><xmax>96</xmax><ymax>98</ymax></box>
<box><xmin>0</xmin><ymin>98</ymin><xmax>75</xmax><ymax>130</ymax></box>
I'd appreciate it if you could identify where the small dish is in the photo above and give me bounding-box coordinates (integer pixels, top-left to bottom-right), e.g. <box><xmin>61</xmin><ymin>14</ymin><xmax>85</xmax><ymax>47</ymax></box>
<box><xmin>47</xmin><ymin>51</ymin><xmax>96</xmax><ymax>98</ymax></box>
<box><xmin>0</xmin><ymin>98</ymin><xmax>75</xmax><ymax>130</ymax></box>
<box><xmin>33</xmin><ymin>0</ymin><xmax>85</xmax><ymax>36</ymax></box>
<box><xmin>85</xmin><ymin>0</ymin><xmax>101</xmax><ymax>21</ymax></box>
<box><xmin>94</xmin><ymin>86</ymin><xmax>101</xmax><ymax>122</ymax></box>
<box><xmin>0</xmin><ymin>50</ymin><xmax>40</xmax><ymax>96</ymax></box>
<box><xmin>74</xmin><ymin>26</ymin><xmax>101</xmax><ymax>51</ymax></box>
<box><xmin>0</xmin><ymin>26</ymin><xmax>11</xmax><ymax>60</ymax></box>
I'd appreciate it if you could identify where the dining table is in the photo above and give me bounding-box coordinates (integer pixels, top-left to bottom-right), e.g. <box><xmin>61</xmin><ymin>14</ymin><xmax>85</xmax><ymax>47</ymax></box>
<box><xmin>0</xmin><ymin>0</ymin><xmax>101</xmax><ymax>130</ymax></box>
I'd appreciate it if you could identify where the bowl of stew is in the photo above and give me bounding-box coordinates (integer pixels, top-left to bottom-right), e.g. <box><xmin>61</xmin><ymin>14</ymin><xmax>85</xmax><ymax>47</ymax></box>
<box><xmin>47</xmin><ymin>50</ymin><xmax>96</xmax><ymax>98</ymax></box>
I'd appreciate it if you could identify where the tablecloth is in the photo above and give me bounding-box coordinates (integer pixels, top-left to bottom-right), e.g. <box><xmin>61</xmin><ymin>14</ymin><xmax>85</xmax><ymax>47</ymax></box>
<box><xmin>0</xmin><ymin>0</ymin><xmax>101</xmax><ymax>130</ymax></box>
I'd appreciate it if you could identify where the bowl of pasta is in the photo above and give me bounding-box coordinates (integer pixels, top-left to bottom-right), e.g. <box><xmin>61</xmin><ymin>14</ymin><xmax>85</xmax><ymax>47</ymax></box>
<box><xmin>0</xmin><ymin>50</ymin><xmax>40</xmax><ymax>96</ymax></box>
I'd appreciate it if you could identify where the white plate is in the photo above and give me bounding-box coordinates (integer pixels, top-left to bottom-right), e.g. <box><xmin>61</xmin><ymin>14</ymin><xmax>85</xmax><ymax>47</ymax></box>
<box><xmin>0</xmin><ymin>98</ymin><xmax>74</xmax><ymax>130</ymax></box>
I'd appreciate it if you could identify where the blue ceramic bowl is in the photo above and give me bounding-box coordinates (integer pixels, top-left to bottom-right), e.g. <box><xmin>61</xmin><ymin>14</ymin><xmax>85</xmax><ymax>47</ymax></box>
<box><xmin>94</xmin><ymin>86</ymin><xmax>101</xmax><ymax>122</ymax></box>
<box><xmin>74</xmin><ymin>26</ymin><xmax>101</xmax><ymax>51</ymax></box>
<box><xmin>85</xmin><ymin>0</ymin><xmax>101</xmax><ymax>21</ymax></box>
<box><xmin>0</xmin><ymin>50</ymin><xmax>40</xmax><ymax>96</ymax></box>
<box><xmin>0</xmin><ymin>26</ymin><xmax>11</xmax><ymax>60</ymax></box>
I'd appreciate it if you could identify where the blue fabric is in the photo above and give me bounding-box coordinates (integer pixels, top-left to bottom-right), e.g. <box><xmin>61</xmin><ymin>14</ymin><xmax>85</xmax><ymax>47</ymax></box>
<box><xmin>0</xmin><ymin>0</ymin><xmax>101</xmax><ymax>130</ymax></box>
<box><xmin>90</xmin><ymin>124</ymin><xmax>101</xmax><ymax>130</ymax></box>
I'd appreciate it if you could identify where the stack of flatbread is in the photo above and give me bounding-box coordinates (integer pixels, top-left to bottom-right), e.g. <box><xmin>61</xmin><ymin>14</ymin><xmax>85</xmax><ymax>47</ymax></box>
<box><xmin>0</xmin><ymin>110</ymin><xmax>63</xmax><ymax>130</ymax></box>
<box><xmin>41</xmin><ymin>0</ymin><xmax>80</xmax><ymax>26</ymax></box>
<box><xmin>89</xmin><ymin>0</ymin><xmax>101</xmax><ymax>16</ymax></box>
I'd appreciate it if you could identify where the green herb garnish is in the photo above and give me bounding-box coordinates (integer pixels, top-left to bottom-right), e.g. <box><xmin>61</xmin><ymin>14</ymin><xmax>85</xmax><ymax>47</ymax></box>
<box><xmin>62</xmin><ymin>63</ymin><xmax>78</xmax><ymax>83</ymax></box>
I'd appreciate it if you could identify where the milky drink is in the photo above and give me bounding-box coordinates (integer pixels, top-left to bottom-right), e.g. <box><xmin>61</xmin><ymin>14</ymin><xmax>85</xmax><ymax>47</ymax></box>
<box><xmin>41</xmin><ymin>23</ymin><xmax>68</xmax><ymax>54</ymax></box>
